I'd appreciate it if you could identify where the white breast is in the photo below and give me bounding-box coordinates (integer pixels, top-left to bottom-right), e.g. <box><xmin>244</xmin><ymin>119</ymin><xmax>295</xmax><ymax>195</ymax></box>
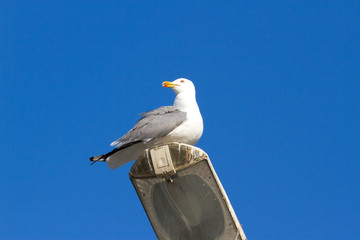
<box><xmin>164</xmin><ymin>110</ymin><xmax>203</xmax><ymax>145</ymax></box>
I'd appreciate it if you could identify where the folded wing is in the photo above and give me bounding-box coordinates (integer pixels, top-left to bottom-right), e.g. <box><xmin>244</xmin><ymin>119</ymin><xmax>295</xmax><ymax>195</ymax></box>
<box><xmin>90</xmin><ymin>106</ymin><xmax>187</xmax><ymax>168</ymax></box>
<box><xmin>111</xmin><ymin>106</ymin><xmax>187</xmax><ymax>148</ymax></box>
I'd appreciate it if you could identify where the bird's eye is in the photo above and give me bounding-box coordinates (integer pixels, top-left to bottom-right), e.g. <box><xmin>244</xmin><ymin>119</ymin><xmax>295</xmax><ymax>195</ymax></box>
<box><xmin>180</xmin><ymin>80</ymin><xmax>185</xmax><ymax>83</ymax></box>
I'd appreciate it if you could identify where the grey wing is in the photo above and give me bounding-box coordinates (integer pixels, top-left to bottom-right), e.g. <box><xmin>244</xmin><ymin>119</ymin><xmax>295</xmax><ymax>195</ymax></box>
<box><xmin>140</xmin><ymin>106</ymin><xmax>179</xmax><ymax>116</ymax></box>
<box><xmin>111</xmin><ymin>106</ymin><xmax>187</xmax><ymax>148</ymax></box>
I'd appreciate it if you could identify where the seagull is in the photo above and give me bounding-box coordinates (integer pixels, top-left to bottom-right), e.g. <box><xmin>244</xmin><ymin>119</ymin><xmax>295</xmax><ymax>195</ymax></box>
<box><xmin>89</xmin><ymin>78</ymin><xmax>203</xmax><ymax>169</ymax></box>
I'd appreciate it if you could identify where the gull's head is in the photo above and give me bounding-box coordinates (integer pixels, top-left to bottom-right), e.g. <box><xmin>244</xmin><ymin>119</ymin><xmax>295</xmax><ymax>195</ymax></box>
<box><xmin>162</xmin><ymin>78</ymin><xmax>196</xmax><ymax>95</ymax></box>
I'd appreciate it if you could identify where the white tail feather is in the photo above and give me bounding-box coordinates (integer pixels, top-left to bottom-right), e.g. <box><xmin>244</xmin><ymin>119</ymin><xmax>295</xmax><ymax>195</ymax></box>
<box><xmin>106</xmin><ymin>142</ymin><xmax>148</xmax><ymax>169</ymax></box>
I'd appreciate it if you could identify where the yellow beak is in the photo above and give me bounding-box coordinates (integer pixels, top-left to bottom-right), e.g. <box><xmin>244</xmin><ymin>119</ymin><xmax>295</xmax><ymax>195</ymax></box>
<box><xmin>162</xmin><ymin>81</ymin><xmax>179</xmax><ymax>88</ymax></box>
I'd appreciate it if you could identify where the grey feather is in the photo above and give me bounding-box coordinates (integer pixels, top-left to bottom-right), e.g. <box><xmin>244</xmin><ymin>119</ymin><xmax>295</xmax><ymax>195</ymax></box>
<box><xmin>111</xmin><ymin>106</ymin><xmax>187</xmax><ymax>148</ymax></box>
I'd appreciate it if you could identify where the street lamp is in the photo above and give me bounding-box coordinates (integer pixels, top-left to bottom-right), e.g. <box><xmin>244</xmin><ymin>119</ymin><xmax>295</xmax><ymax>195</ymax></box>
<box><xmin>130</xmin><ymin>142</ymin><xmax>247</xmax><ymax>240</ymax></box>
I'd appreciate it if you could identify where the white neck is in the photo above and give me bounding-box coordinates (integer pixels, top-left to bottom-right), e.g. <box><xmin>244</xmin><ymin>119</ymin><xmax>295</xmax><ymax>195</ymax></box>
<box><xmin>173</xmin><ymin>92</ymin><xmax>199</xmax><ymax>112</ymax></box>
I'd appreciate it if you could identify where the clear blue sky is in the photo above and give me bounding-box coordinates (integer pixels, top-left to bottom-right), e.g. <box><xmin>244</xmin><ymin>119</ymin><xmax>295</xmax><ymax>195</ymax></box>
<box><xmin>1</xmin><ymin>1</ymin><xmax>359</xmax><ymax>239</ymax></box>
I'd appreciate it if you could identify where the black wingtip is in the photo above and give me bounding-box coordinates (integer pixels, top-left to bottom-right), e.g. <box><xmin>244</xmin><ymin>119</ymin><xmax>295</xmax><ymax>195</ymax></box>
<box><xmin>89</xmin><ymin>154</ymin><xmax>107</xmax><ymax>166</ymax></box>
<box><xmin>89</xmin><ymin>156</ymin><xmax>95</xmax><ymax>166</ymax></box>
